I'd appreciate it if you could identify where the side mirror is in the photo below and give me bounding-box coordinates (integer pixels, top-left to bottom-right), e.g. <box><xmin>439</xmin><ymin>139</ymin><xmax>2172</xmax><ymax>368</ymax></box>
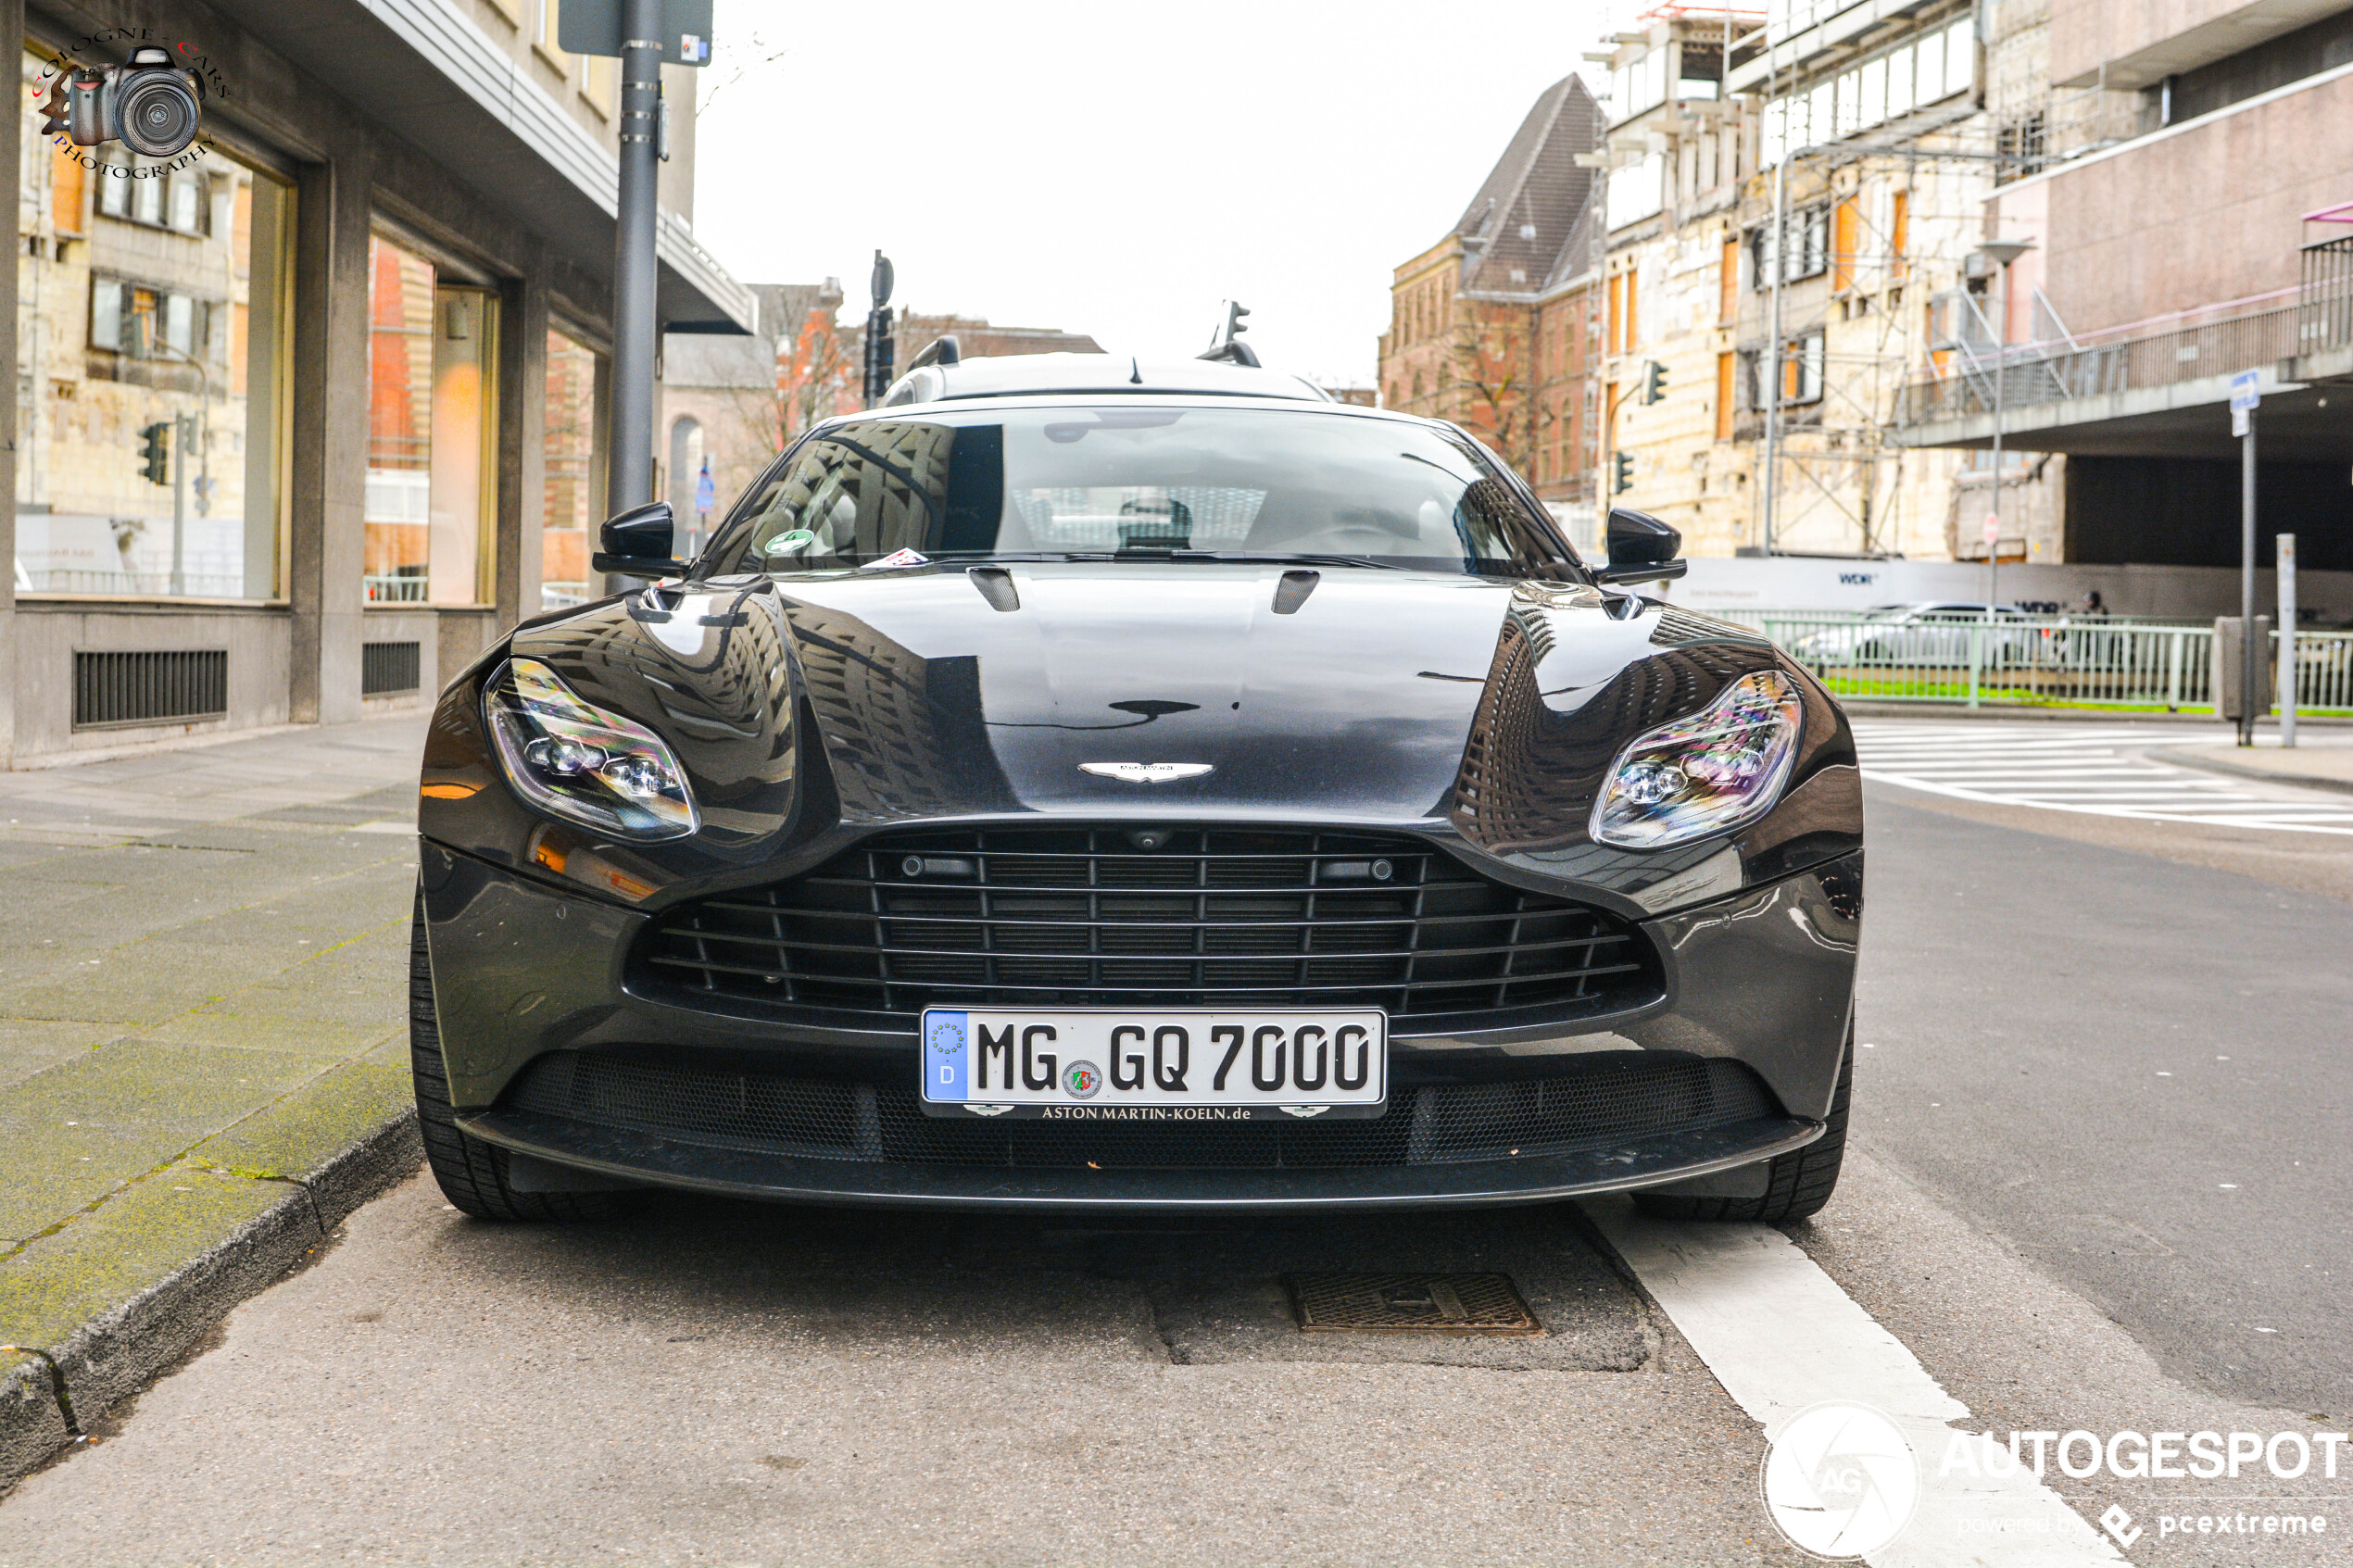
<box><xmin>591</xmin><ymin>500</ymin><xmax>686</xmax><ymax>578</ymax></box>
<box><xmin>1595</xmin><ymin>506</ymin><xmax>1687</xmax><ymax>586</ymax></box>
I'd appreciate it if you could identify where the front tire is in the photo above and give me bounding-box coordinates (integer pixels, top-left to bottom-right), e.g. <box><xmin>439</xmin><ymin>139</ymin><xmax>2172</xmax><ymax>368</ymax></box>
<box><xmin>1631</xmin><ymin>1033</ymin><xmax>1850</xmax><ymax>1224</ymax></box>
<box><xmin>411</xmin><ymin>884</ymin><xmax>614</xmax><ymax>1221</ymax></box>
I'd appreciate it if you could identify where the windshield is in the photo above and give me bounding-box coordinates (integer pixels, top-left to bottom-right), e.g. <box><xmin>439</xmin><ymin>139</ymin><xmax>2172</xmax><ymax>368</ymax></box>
<box><xmin>699</xmin><ymin>407</ymin><xmax>1577</xmax><ymax>579</ymax></box>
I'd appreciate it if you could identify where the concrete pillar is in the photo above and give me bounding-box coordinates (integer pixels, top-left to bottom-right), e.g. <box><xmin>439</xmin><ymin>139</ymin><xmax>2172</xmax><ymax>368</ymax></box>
<box><xmin>494</xmin><ymin>270</ymin><xmax>550</xmax><ymax>630</ymax></box>
<box><xmin>0</xmin><ymin>0</ymin><xmax>23</xmax><ymax>763</ymax></box>
<box><xmin>287</xmin><ymin>147</ymin><xmax>374</xmax><ymax>725</ymax></box>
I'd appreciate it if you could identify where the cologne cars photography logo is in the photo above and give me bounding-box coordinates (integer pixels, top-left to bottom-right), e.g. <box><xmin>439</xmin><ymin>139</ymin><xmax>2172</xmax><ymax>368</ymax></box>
<box><xmin>1760</xmin><ymin>1400</ymin><xmax>1921</xmax><ymax>1561</ymax></box>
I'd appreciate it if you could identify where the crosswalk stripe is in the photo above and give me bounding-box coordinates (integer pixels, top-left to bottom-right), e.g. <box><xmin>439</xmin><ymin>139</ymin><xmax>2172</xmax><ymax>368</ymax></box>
<box><xmin>1597</xmin><ymin>1207</ymin><xmax>2126</xmax><ymax>1566</ymax></box>
<box><xmin>1849</xmin><ymin>721</ymin><xmax>2353</xmax><ymax>834</ymax></box>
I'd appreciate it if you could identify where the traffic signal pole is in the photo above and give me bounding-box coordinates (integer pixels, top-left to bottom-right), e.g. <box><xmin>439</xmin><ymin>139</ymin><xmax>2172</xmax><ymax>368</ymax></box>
<box><xmin>170</xmin><ymin>414</ymin><xmax>189</xmax><ymax>597</ymax></box>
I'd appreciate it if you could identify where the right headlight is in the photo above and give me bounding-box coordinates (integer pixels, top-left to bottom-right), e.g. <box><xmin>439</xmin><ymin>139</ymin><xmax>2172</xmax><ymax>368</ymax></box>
<box><xmin>484</xmin><ymin>658</ymin><xmax>698</xmax><ymax>841</ymax></box>
<box><xmin>1590</xmin><ymin>670</ymin><xmax>1804</xmax><ymax>849</ymax></box>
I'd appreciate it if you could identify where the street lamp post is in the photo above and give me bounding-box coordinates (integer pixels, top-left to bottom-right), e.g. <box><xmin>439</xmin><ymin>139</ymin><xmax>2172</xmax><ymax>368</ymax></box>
<box><xmin>1972</xmin><ymin>237</ymin><xmax>2034</xmax><ymax>610</ymax></box>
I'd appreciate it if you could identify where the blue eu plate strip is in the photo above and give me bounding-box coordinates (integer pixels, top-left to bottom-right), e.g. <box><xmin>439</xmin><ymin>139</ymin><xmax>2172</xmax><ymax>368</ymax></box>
<box><xmin>924</xmin><ymin>1010</ymin><xmax>968</xmax><ymax>1101</ymax></box>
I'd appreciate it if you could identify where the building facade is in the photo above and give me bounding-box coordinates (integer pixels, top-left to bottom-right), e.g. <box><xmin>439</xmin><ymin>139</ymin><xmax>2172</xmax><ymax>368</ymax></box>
<box><xmin>5</xmin><ymin>0</ymin><xmax>752</xmax><ymax>760</ymax></box>
<box><xmin>1904</xmin><ymin>0</ymin><xmax>2353</xmax><ymax>580</ymax></box>
<box><xmin>1579</xmin><ymin>3</ymin><xmax>2056</xmax><ymax>566</ymax></box>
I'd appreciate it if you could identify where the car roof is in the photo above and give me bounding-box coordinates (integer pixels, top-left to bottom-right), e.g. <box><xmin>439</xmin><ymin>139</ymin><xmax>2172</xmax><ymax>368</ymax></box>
<box><xmin>878</xmin><ymin>351</ymin><xmax>1334</xmax><ymax>408</ymax></box>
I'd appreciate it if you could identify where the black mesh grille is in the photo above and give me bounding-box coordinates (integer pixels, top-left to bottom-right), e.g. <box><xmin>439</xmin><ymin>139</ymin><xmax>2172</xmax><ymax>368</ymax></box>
<box><xmin>500</xmin><ymin>1051</ymin><xmax>1775</xmax><ymax>1172</ymax></box>
<box><xmin>629</xmin><ymin>826</ymin><xmax>1660</xmax><ymax>1026</ymax></box>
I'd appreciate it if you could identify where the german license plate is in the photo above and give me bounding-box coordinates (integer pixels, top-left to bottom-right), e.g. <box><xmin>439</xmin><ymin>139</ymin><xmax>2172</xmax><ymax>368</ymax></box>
<box><xmin>919</xmin><ymin>1009</ymin><xmax>1388</xmax><ymax>1120</ymax></box>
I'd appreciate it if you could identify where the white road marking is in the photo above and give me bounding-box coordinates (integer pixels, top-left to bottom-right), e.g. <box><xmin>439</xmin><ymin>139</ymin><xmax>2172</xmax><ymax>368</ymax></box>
<box><xmin>1851</xmin><ymin>721</ymin><xmax>2353</xmax><ymax>834</ymax></box>
<box><xmin>1596</xmin><ymin>1208</ymin><xmax>2125</xmax><ymax>1566</ymax></box>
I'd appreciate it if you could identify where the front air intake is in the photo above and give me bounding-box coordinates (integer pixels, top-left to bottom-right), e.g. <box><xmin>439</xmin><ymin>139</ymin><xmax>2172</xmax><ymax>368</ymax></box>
<box><xmin>630</xmin><ymin>825</ymin><xmax>1662</xmax><ymax>1029</ymax></box>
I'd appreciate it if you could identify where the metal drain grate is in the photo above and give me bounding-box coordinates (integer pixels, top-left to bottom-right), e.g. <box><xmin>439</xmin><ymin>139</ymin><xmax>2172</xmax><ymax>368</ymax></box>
<box><xmin>1290</xmin><ymin>1273</ymin><xmax>1541</xmax><ymax>1335</ymax></box>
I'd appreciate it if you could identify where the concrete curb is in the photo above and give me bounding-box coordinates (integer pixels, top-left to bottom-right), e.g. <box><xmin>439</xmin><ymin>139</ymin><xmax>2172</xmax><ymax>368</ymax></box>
<box><xmin>2151</xmin><ymin>744</ymin><xmax>2353</xmax><ymax>797</ymax></box>
<box><xmin>0</xmin><ymin>1110</ymin><xmax>421</xmax><ymax>1493</ymax></box>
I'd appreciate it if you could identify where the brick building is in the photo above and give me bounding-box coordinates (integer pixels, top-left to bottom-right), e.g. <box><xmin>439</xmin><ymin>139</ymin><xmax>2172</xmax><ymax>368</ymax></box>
<box><xmin>1378</xmin><ymin>75</ymin><xmax>1609</xmax><ymax>543</ymax></box>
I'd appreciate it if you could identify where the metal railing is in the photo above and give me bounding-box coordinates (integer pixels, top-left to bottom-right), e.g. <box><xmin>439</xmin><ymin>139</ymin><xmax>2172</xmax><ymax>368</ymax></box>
<box><xmin>1725</xmin><ymin>609</ymin><xmax>2353</xmax><ymax>714</ymax></box>
<box><xmin>1905</xmin><ymin>235</ymin><xmax>2353</xmax><ymax>425</ymax></box>
<box><xmin>1903</xmin><ymin>305</ymin><xmax>2303</xmax><ymax>424</ymax></box>
<box><xmin>363</xmin><ymin>572</ymin><xmax>430</xmax><ymax>604</ymax></box>
<box><xmin>2301</xmin><ymin>233</ymin><xmax>2353</xmax><ymax>357</ymax></box>
<box><xmin>23</xmin><ymin>569</ymin><xmax>247</xmax><ymax>597</ymax></box>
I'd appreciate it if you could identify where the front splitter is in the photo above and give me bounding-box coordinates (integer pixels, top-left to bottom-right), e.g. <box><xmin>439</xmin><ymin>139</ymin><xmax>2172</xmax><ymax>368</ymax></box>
<box><xmin>455</xmin><ymin>1109</ymin><xmax>1825</xmax><ymax>1210</ymax></box>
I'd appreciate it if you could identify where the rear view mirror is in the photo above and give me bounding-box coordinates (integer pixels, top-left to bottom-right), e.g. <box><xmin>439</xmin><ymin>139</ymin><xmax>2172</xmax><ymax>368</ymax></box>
<box><xmin>592</xmin><ymin>501</ymin><xmax>686</xmax><ymax>577</ymax></box>
<box><xmin>1595</xmin><ymin>507</ymin><xmax>1687</xmax><ymax>586</ymax></box>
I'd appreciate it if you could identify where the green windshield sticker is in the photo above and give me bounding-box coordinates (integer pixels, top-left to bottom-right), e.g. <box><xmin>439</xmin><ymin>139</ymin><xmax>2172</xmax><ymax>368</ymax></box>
<box><xmin>763</xmin><ymin>529</ymin><xmax>817</xmax><ymax>557</ymax></box>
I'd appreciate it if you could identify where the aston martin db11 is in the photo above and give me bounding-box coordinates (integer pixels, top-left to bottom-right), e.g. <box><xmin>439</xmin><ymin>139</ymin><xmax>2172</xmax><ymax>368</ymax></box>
<box><xmin>410</xmin><ymin>349</ymin><xmax>1861</xmax><ymax>1220</ymax></box>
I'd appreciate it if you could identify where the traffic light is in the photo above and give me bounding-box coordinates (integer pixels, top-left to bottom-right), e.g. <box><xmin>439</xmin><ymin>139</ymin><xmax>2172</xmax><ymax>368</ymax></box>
<box><xmin>138</xmin><ymin>421</ymin><xmax>170</xmax><ymax>486</ymax></box>
<box><xmin>1640</xmin><ymin>360</ymin><xmax>1668</xmax><ymax>405</ymax></box>
<box><xmin>1612</xmin><ymin>452</ymin><xmax>1635</xmax><ymax>495</ymax></box>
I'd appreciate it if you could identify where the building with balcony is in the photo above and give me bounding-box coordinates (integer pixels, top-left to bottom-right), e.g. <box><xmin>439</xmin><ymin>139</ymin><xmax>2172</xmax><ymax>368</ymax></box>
<box><xmin>5</xmin><ymin>0</ymin><xmax>753</xmax><ymax>760</ymax></box>
<box><xmin>1898</xmin><ymin>0</ymin><xmax>2353</xmax><ymax>578</ymax></box>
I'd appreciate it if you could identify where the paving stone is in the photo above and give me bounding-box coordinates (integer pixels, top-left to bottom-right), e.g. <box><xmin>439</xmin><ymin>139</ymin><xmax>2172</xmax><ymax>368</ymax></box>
<box><xmin>0</xmin><ymin>1165</ymin><xmax>291</xmax><ymax>1349</ymax></box>
<box><xmin>187</xmin><ymin>1040</ymin><xmax>412</xmax><ymax>1183</ymax></box>
<box><xmin>0</xmin><ymin>1043</ymin><xmax>322</xmax><ymax>1244</ymax></box>
<box><xmin>0</xmin><ymin>1022</ymin><xmax>118</xmax><ymax>1094</ymax></box>
<box><xmin>137</xmin><ymin>1013</ymin><xmax>396</xmax><ymax>1060</ymax></box>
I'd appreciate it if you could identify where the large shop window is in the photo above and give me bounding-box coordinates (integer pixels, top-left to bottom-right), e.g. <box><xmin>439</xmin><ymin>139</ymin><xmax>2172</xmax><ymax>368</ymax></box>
<box><xmin>540</xmin><ymin>327</ymin><xmax>603</xmax><ymax>609</ymax></box>
<box><xmin>364</xmin><ymin>231</ymin><xmax>498</xmax><ymax>605</ymax></box>
<box><xmin>16</xmin><ymin>48</ymin><xmax>293</xmax><ymax>598</ymax></box>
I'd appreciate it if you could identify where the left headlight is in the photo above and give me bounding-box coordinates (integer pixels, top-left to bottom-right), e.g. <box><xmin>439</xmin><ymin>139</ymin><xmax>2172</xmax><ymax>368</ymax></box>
<box><xmin>484</xmin><ymin>658</ymin><xmax>698</xmax><ymax>841</ymax></box>
<box><xmin>1590</xmin><ymin>670</ymin><xmax>1803</xmax><ymax>849</ymax></box>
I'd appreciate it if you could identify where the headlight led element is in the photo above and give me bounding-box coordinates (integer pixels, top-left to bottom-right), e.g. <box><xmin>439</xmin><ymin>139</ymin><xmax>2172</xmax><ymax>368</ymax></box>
<box><xmin>485</xmin><ymin>659</ymin><xmax>698</xmax><ymax>840</ymax></box>
<box><xmin>1591</xmin><ymin>671</ymin><xmax>1803</xmax><ymax>849</ymax></box>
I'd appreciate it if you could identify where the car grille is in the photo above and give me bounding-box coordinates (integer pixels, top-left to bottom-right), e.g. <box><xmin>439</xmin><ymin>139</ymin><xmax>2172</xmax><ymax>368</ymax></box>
<box><xmin>500</xmin><ymin>1050</ymin><xmax>1776</xmax><ymax>1171</ymax></box>
<box><xmin>630</xmin><ymin>826</ymin><xmax>1660</xmax><ymax>1026</ymax></box>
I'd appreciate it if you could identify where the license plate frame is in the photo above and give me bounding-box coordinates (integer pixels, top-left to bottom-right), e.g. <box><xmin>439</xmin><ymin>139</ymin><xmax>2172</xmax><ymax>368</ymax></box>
<box><xmin>918</xmin><ymin>1007</ymin><xmax>1388</xmax><ymax>1120</ymax></box>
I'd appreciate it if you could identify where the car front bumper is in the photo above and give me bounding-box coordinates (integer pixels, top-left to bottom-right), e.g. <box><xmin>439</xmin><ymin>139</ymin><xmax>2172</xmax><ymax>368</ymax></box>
<box><xmin>420</xmin><ymin>838</ymin><xmax>1861</xmax><ymax>1210</ymax></box>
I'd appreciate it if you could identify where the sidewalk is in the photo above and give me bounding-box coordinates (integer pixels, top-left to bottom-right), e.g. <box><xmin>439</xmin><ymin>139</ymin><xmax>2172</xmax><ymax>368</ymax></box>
<box><xmin>0</xmin><ymin>717</ymin><xmax>430</xmax><ymax>1485</ymax></box>
<box><xmin>2155</xmin><ymin>735</ymin><xmax>2353</xmax><ymax>797</ymax></box>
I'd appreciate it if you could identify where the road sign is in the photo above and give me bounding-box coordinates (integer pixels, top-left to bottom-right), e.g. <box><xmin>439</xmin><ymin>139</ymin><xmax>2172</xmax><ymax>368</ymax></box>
<box><xmin>1982</xmin><ymin>514</ymin><xmax>2000</xmax><ymax>545</ymax></box>
<box><xmin>2232</xmin><ymin>370</ymin><xmax>2259</xmax><ymax>436</ymax></box>
<box><xmin>559</xmin><ymin>0</ymin><xmax>713</xmax><ymax>65</ymax></box>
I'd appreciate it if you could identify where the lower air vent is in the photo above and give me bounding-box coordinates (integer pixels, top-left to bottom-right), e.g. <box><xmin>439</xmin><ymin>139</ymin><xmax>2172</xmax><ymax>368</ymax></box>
<box><xmin>500</xmin><ymin>1050</ymin><xmax>1779</xmax><ymax>1172</ymax></box>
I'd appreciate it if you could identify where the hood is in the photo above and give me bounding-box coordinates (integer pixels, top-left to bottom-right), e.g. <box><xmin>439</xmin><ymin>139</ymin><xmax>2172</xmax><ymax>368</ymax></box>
<box><xmin>422</xmin><ymin>563</ymin><xmax>1856</xmax><ymax>906</ymax></box>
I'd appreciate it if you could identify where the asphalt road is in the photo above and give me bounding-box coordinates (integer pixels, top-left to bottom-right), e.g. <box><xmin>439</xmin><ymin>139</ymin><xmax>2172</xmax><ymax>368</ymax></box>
<box><xmin>1</xmin><ymin>722</ymin><xmax>2347</xmax><ymax>1565</ymax></box>
<box><xmin>1854</xmin><ymin>778</ymin><xmax>2353</xmax><ymax>1419</ymax></box>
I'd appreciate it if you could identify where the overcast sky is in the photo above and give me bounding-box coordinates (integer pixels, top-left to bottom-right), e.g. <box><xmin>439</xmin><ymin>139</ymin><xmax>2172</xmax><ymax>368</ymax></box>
<box><xmin>691</xmin><ymin>1</ymin><xmax>1630</xmax><ymax>386</ymax></box>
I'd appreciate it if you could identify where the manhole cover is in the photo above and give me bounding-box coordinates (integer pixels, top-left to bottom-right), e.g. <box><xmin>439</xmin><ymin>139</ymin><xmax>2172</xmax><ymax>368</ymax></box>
<box><xmin>1289</xmin><ymin>1273</ymin><xmax>1542</xmax><ymax>1335</ymax></box>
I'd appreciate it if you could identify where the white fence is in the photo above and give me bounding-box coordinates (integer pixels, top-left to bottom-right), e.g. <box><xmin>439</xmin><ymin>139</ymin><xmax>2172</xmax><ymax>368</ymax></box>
<box><xmin>1724</xmin><ymin>609</ymin><xmax>2353</xmax><ymax>714</ymax></box>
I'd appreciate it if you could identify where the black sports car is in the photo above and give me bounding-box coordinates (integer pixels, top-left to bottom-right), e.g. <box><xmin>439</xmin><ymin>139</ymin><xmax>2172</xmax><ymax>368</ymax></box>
<box><xmin>411</xmin><ymin>351</ymin><xmax>1861</xmax><ymax>1221</ymax></box>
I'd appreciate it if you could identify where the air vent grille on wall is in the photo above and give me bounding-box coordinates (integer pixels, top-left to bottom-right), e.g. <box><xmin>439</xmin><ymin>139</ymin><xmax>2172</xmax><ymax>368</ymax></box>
<box><xmin>71</xmin><ymin>649</ymin><xmax>228</xmax><ymax>730</ymax></box>
<box><xmin>362</xmin><ymin>641</ymin><xmax>422</xmax><ymax>696</ymax></box>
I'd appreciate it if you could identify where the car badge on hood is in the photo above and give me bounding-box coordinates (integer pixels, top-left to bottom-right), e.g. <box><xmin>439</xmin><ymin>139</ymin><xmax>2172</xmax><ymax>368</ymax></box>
<box><xmin>1080</xmin><ymin>762</ymin><xmax>1214</xmax><ymax>784</ymax></box>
